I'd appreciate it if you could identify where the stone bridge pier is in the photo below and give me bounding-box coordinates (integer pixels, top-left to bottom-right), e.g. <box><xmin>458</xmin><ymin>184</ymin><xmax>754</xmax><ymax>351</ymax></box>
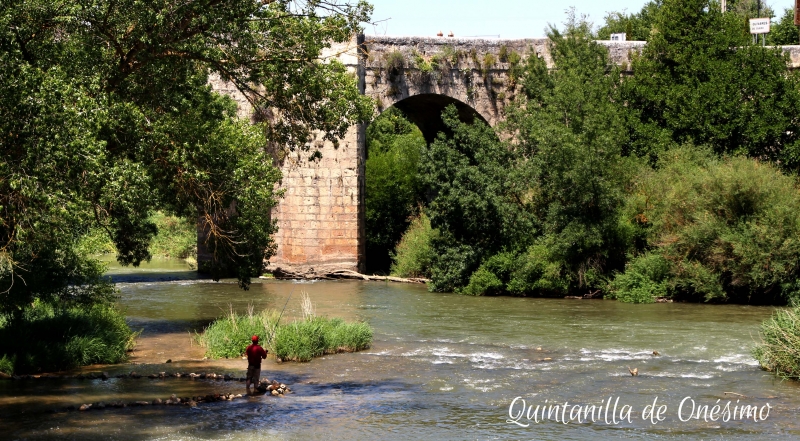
<box><xmin>205</xmin><ymin>34</ymin><xmax>800</xmax><ymax>276</ymax></box>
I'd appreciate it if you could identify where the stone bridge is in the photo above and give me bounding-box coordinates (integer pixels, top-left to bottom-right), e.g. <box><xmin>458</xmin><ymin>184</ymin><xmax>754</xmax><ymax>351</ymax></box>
<box><xmin>205</xmin><ymin>35</ymin><xmax>800</xmax><ymax>276</ymax></box>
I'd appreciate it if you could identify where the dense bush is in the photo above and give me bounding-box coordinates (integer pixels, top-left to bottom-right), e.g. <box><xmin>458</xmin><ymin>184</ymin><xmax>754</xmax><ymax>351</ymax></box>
<box><xmin>754</xmin><ymin>305</ymin><xmax>800</xmax><ymax>379</ymax></box>
<box><xmin>197</xmin><ymin>308</ymin><xmax>372</xmax><ymax>362</ymax></box>
<box><xmin>619</xmin><ymin>147</ymin><xmax>800</xmax><ymax>304</ymax></box>
<box><xmin>420</xmin><ymin>106</ymin><xmax>534</xmax><ymax>292</ymax></box>
<box><xmin>390</xmin><ymin>212</ymin><xmax>437</xmax><ymax>278</ymax></box>
<box><xmin>0</xmin><ymin>301</ymin><xmax>137</xmax><ymax>374</ymax></box>
<box><xmin>608</xmin><ymin>253</ymin><xmax>671</xmax><ymax>303</ymax></box>
<box><xmin>423</xmin><ymin>17</ymin><xmax>634</xmax><ymax>296</ymax></box>
<box><xmin>622</xmin><ymin>0</ymin><xmax>800</xmax><ymax>166</ymax></box>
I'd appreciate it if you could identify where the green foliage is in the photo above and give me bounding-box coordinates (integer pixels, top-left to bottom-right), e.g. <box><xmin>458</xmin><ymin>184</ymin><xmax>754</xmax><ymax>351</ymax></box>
<box><xmin>391</xmin><ymin>212</ymin><xmax>437</xmax><ymax>278</ymax></box>
<box><xmin>197</xmin><ymin>308</ymin><xmax>279</xmax><ymax>359</ymax></box>
<box><xmin>623</xmin><ymin>147</ymin><xmax>800</xmax><ymax>303</ymax></box>
<box><xmin>623</xmin><ymin>0</ymin><xmax>800</xmax><ymax>166</ymax></box>
<box><xmin>482</xmin><ymin>53</ymin><xmax>496</xmax><ymax>78</ymax></box>
<box><xmin>78</xmin><ymin>211</ymin><xmax>198</xmax><ymax>260</ymax></box>
<box><xmin>197</xmin><ymin>308</ymin><xmax>372</xmax><ymax>363</ymax></box>
<box><xmin>498</xmin><ymin>45</ymin><xmax>509</xmax><ymax>62</ymax></box>
<box><xmin>275</xmin><ymin>317</ymin><xmax>372</xmax><ymax>362</ymax></box>
<box><xmin>385</xmin><ymin>50</ymin><xmax>406</xmax><ymax>76</ymax></box>
<box><xmin>507</xmin><ymin>18</ymin><xmax>637</xmax><ymax>294</ymax></box>
<box><xmin>0</xmin><ymin>0</ymin><xmax>373</xmax><ymax>315</ymax></box>
<box><xmin>609</xmin><ymin>253</ymin><xmax>671</xmax><ymax>303</ymax></box>
<box><xmin>461</xmin><ymin>252</ymin><xmax>517</xmax><ymax>296</ymax></box>
<box><xmin>440</xmin><ymin>45</ymin><xmax>459</xmax><ymax>65</ymax></box>
<box><xmin>597</xmin><ymin>1</ymin><xmax>661</xmax><ymax>40</ymax></box>
<box><xmin>506</xmin><ymin>50</ymin><xmax>523</xmax><ymax>86</ymax></box>
<box><xmin>0</xmin><ymin>301</ymin><xmax>137</xmax><ymax>374</ymax></box>
<box><xmin>421</xmin><ymin>106</ymin><xmax>535</xmax><ymax>292</ymax></box>
<box><xmin>148</xmin><ymin>212</ymin><xmax>197</xmax><ymax>260</ymax></box>
<box><xmin>0</xmin><ymin>355</ymin><xmax>13</xmax><ymax>376</ymax></box>
<box><xmin>769</xmin><ymin>8</ymin><xmax>800</xmax><ymax>46</ymax></box>
<box><xmin>754</xmin><ymin>305</ymin><xmax>800</xmax><ymax>380</ymax></box>
<box><xmin>366</xmin><ymin>108</ymin><xmax>427</xmax><ymax>273</ymax></box>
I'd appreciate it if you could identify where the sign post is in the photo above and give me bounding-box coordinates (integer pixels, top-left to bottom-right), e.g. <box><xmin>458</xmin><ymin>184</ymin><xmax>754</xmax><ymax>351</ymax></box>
<box><xmin>749</xmin><ymin>18</ymin><xmax>770</xmax><ymax>46</ymax></box>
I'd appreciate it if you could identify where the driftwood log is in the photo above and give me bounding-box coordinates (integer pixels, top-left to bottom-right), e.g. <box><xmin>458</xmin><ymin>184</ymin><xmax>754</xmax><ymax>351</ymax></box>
<box><xmin>262</xmin><ymin>268</ymin><xmax>428</xmax><ymax>284</ymax></box>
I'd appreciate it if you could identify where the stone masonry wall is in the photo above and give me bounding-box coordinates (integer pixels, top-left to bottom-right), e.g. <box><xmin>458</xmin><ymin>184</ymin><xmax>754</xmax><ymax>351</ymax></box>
<box><xmin>206</xmin><ymin>36</ymin><xmax>365</xmax><ymax>275</ymax></box>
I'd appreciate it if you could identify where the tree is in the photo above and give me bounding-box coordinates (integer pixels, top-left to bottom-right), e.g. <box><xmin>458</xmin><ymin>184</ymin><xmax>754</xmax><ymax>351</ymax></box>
<box><xmin>769</xmin><ymin>8</ymin><xmax>800</xmax><ymax>45</ymax></box>
<box><xmin>365</xmin><ymin>108</ymin><xmax>426</xmax><ymax>274</ymax></box>
<box><xmin>597</xmin><ymin>1</ymin><xmax>662</xmax><ymax>41</ymax></box>
<box><xmin>0</xmin><ymin>0</ymin><xmax>373</xmax><ymax>315</ymax></box>
<box><xmin>623</xmin><ymin>0</ymin><xmax>800</xmax><ymax>167</ymax></box>
<box><xmin>500</xmin><ymin>16</ymin><xmax>635</xmax><ymax>295</ymax></box>
<box><xmin>420</xmin><ymin>107</ymin><xmax>535</xmax><ymax>292</ymax></box>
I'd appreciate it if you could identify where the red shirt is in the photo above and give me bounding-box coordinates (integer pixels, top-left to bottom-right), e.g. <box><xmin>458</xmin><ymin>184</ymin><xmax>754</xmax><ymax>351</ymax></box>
<box><xmin>246</xmin><ymin>343</ymin><xmax>267</xmax><ymax>366</ymax></box>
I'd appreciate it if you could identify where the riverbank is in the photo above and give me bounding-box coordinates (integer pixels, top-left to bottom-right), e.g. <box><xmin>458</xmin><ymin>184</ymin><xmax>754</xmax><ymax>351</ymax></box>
<box><xmin>2</xmin><ymin>269</ymin><xmax>798</xmax><ymax>440</ymax></box>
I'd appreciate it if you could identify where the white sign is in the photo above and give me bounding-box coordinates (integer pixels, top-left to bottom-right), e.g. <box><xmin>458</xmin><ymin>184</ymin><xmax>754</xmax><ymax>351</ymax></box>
<box><xmin>749</xmin><ymin>18</ymin><xmax>771</xmax><ymax>34</ymax></box>
<box><xmin>610</xmin><ymin>33</ymin><xmax>626</xmax><ymax>42</ymax></box>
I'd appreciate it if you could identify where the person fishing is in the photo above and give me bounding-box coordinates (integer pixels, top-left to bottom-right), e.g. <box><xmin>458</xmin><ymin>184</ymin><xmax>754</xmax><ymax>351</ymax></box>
<box><xmin>245</xmin><ymin>335</ymin><xmax>267</xmax><ymax>394</ymax></box>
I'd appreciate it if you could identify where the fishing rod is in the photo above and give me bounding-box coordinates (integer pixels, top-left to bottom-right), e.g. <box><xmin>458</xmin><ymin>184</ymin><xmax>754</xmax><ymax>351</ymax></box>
<box><xmin>265</xmin><ymin>281</ymin><xmax>296</xmax><ymax>352</ymax></box>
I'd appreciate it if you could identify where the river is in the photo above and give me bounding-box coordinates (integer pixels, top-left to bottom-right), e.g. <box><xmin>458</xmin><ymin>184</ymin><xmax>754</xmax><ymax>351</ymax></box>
<box><xmin>1</xmin><ymin>258</ymin><xmax>798</xmax><ymax>440</ymax></box>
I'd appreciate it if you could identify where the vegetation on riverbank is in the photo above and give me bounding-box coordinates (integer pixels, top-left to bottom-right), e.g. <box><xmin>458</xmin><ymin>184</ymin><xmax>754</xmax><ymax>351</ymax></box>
<box><xmin>379</xmin><ymin>1</ymin><xmax>800</xmax><ymax>306</ymax></box>
<box><xmin>365</xmin><ymin>108</ymin><xmax>427</xmax><ymax>274</ymax></box>
<box><xmin>78</xmin><ymin>212</ymin><xmax>199</xmax><ymax>266</ymax></box>
<box><xmin>196</xmin><ymin>297</ymin><xmax>372</xmax><ymax>362</ymax></box>
<box><xmin>754</xmin><ymin>305</ymin><xmax>800</xmax><ymax>379</ymax></box>
<box><xmin>0</xmin><ymin>301</ymin><xmax>136</xmax><ymax>375</ymax></box>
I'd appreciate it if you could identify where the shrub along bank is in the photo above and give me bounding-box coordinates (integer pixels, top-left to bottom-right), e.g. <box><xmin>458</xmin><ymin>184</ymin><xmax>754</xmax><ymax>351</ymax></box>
<box><xmin>389</xmin><ymin>3</ymin><xmax>800</xmax><ymax>306</ymax></box>
<box><xmin>196</xmin><ymin>308</ymin><xmax>372</xmax><ymax>362</ymax></box>
<box><xmin>0</xmin><ymin>300</ymin><xmax>137</xmax><ymax>375</ymax></box>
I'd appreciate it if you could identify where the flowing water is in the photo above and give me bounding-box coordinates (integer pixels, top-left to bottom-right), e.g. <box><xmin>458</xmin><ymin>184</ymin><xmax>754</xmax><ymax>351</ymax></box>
<box><xmin>1</xmin><ymin>258</ymin><xmax>799</xmax><ymax>440</ymax></box>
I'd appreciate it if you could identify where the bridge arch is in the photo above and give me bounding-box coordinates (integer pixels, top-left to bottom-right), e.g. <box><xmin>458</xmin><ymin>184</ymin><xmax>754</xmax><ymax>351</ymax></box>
<box><xmin>252</xmin><ymin>36</ymin><xmax>649</xmax><ymax>276</ymax></box>
<box><xmin>382</xmin><ymin>93</ymin><xmax>489</xmax><ymax>143</ymax></box>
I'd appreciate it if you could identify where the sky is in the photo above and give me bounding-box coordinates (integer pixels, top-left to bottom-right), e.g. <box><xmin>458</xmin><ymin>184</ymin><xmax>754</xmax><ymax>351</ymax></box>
<box><xmin>363</xmin><ymin>0</ymin><xmax>792</xmax><ymax>39</ymax></box>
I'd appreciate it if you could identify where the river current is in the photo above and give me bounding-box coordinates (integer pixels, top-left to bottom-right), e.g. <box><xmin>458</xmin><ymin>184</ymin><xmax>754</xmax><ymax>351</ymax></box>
<box><xmin>1</xmin><ymin>258</ymin><xmax>799</xmax><ymax>440</ymax></box>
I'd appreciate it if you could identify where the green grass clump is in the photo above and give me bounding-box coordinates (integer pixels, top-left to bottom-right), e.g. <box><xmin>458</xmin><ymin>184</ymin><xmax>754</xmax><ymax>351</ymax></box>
<box><xmin>754</xmin><ymin>305</ymin><xmax>800</xmax><ymax>380</ymax></box>
<box><xmin>197</xmin><ymin>308</ymin><xmax>372</xmax><ymax>362</ymax></box>
<box><xmin>196</xmin><ymin>307</ymin><xmax>280</xmax><ymax>359</ymax></box>
<box><xmin>274</xmin><ymin>317</ymin><xmax>373</xmax><ymax>362</ymax></box>
<box><xmin>0</xmin><ymin>301</ymin><xmax>137</xmax><ymax>374</ymax></box>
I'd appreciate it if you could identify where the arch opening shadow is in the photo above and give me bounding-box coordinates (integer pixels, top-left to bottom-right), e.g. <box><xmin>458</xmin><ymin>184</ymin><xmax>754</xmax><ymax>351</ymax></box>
<box><xmin>389</xmin><ymin>94</ymin><xmax>488</xmax><ymax>143</ymax></box>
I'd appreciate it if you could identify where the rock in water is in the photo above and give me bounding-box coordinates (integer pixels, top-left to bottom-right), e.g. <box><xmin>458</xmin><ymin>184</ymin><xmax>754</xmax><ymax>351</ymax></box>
<box><xmin>79</xmin><ymin>404</ymin><xmax>92</xmax><ymax>411</ymax></box>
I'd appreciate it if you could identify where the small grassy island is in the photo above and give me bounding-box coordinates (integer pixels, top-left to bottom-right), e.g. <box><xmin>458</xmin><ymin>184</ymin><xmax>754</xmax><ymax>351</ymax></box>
<box><xmin>196</xmin><ymin>295</ymin><xmax>372</xmax><ymax>362</ymax></box>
